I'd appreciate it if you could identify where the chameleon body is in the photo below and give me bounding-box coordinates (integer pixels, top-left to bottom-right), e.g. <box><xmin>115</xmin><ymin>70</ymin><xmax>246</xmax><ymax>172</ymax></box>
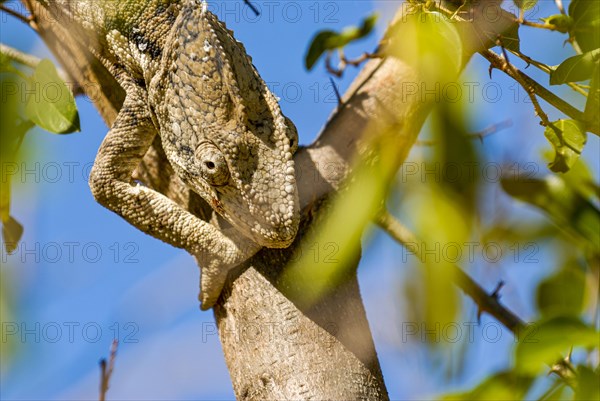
<box><xmin>48</xmin><ymin>0</ymin><xmax>300</xmax><ymax>309</ymax></box>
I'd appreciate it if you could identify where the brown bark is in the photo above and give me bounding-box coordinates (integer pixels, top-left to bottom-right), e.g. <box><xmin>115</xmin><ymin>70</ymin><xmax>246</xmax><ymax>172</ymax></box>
<box><xmin>21</xmin><ymin>0</ymin><xmax>513</xmax><ymax>398</ymax></box>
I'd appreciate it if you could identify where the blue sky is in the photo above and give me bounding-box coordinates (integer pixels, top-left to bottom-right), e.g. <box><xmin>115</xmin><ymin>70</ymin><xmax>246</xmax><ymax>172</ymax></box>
<box><xmin>1</xmin><ymin>0</ymin><xmax>598</xmax><ymax>400</ymax></box>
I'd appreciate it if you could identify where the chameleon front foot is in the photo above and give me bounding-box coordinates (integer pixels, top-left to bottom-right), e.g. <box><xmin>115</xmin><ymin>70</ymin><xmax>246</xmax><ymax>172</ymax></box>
<box><xmin>194</xmin><ymin>232</ymin><xmax>262</xmax><ymax>310</ymax></box>
<box><xmin>197</xmin><ymin>262</ymin><xmax>233</xmax><ymax>310</ymax></box>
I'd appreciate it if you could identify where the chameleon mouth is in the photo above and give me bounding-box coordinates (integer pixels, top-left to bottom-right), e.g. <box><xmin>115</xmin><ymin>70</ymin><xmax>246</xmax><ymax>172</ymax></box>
<box><xmin>235</xmin><ymin>213</ymin><xmax>298</xmax><ymax>249</ymax></box>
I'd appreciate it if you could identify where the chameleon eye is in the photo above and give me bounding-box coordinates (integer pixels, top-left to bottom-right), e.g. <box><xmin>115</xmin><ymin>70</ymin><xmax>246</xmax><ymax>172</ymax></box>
<box><xmin>195</xmin><ymin>142</ymin><xmax>230</xmax><ymax>186</ymax></box>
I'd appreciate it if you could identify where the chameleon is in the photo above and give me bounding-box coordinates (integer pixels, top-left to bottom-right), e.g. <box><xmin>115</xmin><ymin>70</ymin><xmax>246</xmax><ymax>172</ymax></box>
<box><xmin>44</xmin><ymin>0</ymin><xmax>301</xmax><ymax>309</ymax></box>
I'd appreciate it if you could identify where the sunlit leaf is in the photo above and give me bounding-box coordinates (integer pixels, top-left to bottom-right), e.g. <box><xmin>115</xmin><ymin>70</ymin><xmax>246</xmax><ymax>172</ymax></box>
<box><xmin>569</xmin><ymin>0</ymin><xmax>600</xmax><ymax>52</ymax></box>
<box><xmin>413</xmin><ymin>186</ymin><xmax>465</xmax><ymax>330</ymax></box>
<box><xmin>501</xmin><ymin>176</ymin><xmax>600</xmax><ymax>253</ymax></box>
<box><xmin>575</xmin><ymin>365</ymin><xmax>600</xmax><ymax>401</ymax></box>
<box><xmin>24</xmin><ymin>59</ymin><xmax>80</xmax><ymax>134</ymax></box>
<box><xmin>0</xmin><ymin>271</ymin><xmax>16</xmax><ymax>368</ymax></box>
<box><xmin>550</xmin><ymin>49</ymin><xmax>600</xmax><ymax>85</ymax></box>
<box><xmin>431</xmin><ymin>102</ymin><xmax>479</xmax><ymax>213</ymax></box>
<box><xmin>552</xmin><ymin>157</ymin><xmax>599</xmax><ymax>201</ymax></box>
<box><xmin>386</xmin><ymin>11</ymin><xmax>463</xmax><ymax>82</ymax></box>
<box><xmin>443</xmin><ymin>370</ymin><xmax>534</xmax><ymax>400</ymax></box>
<box><xmin>305</xmin><ymin>13</ymin><xmax>378</xmax><ymax>70</ymax></box>
<box><xmin>1</xmin><ymin>217</ymin><xmax>23</xmax><ymax>254</ymax></box>
<box><xmin>280</xmin><ymin>127</ymin><xmax>400</xmax><ymax>308</ymax></box>
<box><xmin>536</xmin><ymin>265</ymin><xmax>586</xmax><ymax>318</ymax></box>
<box><xmin>513</xmin><ymin>0</ymin><xmax>538</xmax><ymax>11</ymax></box>
<box><xmin>0</xmin><ymin>72</ymin><xmax>33</xmax><ymax>251</ymax></box>
<box><xmin>305</xmin><ymin>31</ymin><xmax>339</xmax><ymax>70</ymax></box>
<box><xmin>543</xmin><ymin>119</ymin><xmax>587</xmax><ymax>173</ymax></box>
<box><xmin>515</xmin><ymin>316</ymin><xmax>599</xmax><ymax>374</ymax></box>
<box><xmin>541</xmin><ymin>14</ymin><xmax>574</xmax><ymax>34</ymax></box>
<box><xmin>286</xmin><ymin>10</ymin><xmax>466</xmax><ymax>309</ymax></box>
<box><xmin>499</xmin><ymin>22</ymin><xmax>521</xmax><ymax>52</ymax></box>
<box><xmin>584</xmin><ymin>64</ymin><xmax>600</xmax><ymax>134</ymax></box>
<box><xmin>0</xmin><ymin>118</ymin><xmax>33</xmax><ymax>226</ymax></box>
<box><xmin>0</xmin><ymin>51</ymin><xmax>18</xmax><ymax>74</ymax></box>
<box><xmin>402</xmin><ymin>103</ymin><xmax>477</xmax><ymax>333</ymax></box>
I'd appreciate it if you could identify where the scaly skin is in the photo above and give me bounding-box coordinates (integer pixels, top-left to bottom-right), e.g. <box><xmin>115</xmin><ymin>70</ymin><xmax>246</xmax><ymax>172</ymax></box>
<box><xmin>47</xmin><ymin>0</ymin><xmax>300</xmax><ymax>309</ymax></box>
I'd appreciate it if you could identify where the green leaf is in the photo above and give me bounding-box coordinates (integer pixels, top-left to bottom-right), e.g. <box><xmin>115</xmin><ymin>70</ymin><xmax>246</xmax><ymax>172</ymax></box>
<box><xmin>305</xmin><ymin>31</ymin><xmax>338</xmax><ymax>70</ymax></box>
<box><xmin>499</xmin><ymin>22</ymin><xmax>521</xmax><ymax>52</ymax></box>
<box><xmin>550</xmin><ymin>49</ymin><xmax>600</xmax><ymax>85</ymax></box>
<box><xmin>501</xmin><ymin>176</ymin><xmax>600</xmax><ymax>253</ymax></box>
<box><xmin>541</xmin><ymin>14</ymin><xmax>573</xmax><ymax>34</ymax></box>
<box><xmin>543</xmin><ymin>119</ymin><xmax>587</xmax><ymax>173</ymax></box>
<box><xmin>515</xmin><ymin>316</ymin><xmax>599</xmax><ymax>374</ymax></box>
<box><xmin>584</xmin><ymin>64</ymin><xmax>600</xmax><ymax>134</ymax></box>
<box><xmin>556</xmin><ymin>157</ymin><xmax>599</xmax><ymax>201</ymax></box>
<box><xmin>575</xmin><ymin>365</ymin><xmax>600</xmax><ymax>401</ymax></box>
<box><xmin>305</xmin><ymin>13</ymin><xmax>378</xmax><ymax>70</ymax></box>
<box><xmin>0</xmin><ymin>49</ymin><xmax>29</xmax><ymax>80</ymax></box>
<box><xmin>280</xmin><ymin>122</ymin><xmax>401</xmax><ymax>309</ymax></box>
<box><xmin>386</xmin><ymin>11</ymin><xmax>463</xmax><ymax>81</ymax></box>
<box><xmin>536</xmin><ymin>266</ymin><xmax>586</xmax><ymax>318</ymax></box>
<box><xmin>413</xmin><ymin>187</ymin><xmax>466</xmax><ymax>330</ymax></box>
<box><xmin>1</xmin><ymin>216</ymin><xmax>23</xmax><ymax>254</ymax></box>
<box><xmin>443</xmin><ymin>370</ymin><xmax>534</xmax><ymax>400</ymax></box>
<box><xmin>0</xmin><ymin>51</ymin><xmax>17</xmax><ymax>74</ymax></box>
<box><xmin>569</xmin><ymin>0</ymin><xmax>600</xmax><ymax>52</ymax></box>
<box><xmin>24</xmin><ymin>59</ymin><xmax>80</xmax><ymax>134</ymax></box>
<box><xmin>513</xmin><ymin>0</ymin><xmax>538</xmax><ymax>11</ymax></box>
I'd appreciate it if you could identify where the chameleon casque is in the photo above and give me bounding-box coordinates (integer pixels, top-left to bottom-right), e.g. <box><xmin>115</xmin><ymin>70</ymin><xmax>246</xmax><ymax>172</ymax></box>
<box><xmin>49</xmin><ymin>0</ymin><xmax>300</xmax><ymax>309</ymax></box>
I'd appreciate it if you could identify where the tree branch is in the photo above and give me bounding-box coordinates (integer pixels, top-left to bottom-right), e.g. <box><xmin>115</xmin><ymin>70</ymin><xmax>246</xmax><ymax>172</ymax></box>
<box><xmin>480</xmin><ymin>49</ymin><xmax>596</xmax><ymax>134</ymax></box>
<box><xmin>507</xmin><ymin>49</ymin><xmax>589</xmax><ymax>97</ymax></box>
<box><xmin>376</xmin><ymin>210</ymin><xmax>525</xmax><ymax>333</ymax></box>
<box><xmin>22</xmin><ymin>0</ymin><xmax>531</xmax><ymax>398</ymax></box>
<box><xmin>430</xmin><ymin>0</ymin><xmax>595</xmax><ymax>134</ymax></box>
<box><xmin>99</xmin><ymin>340</ymin><xmax>118</xmax><ymax>401</ymax></box>
<box><xmin>498</xmin><ymin>43</ymin><xmax>553</xmax><ymax>128</ymax></box>
<box><xmin>0</xmin><ymin>3</ymin><xmax>35</xmax><ymax>27</ymax></box>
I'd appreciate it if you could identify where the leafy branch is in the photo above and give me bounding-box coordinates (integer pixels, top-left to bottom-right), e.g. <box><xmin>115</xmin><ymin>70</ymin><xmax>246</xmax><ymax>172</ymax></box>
<box><xmin>376</xmin><ymin>210</ymin><xmax>525</xmax><ymax>333</ymax></box>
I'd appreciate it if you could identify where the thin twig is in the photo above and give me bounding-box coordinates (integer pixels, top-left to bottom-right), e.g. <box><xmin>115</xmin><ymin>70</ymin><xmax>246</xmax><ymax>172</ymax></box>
<box><xmin>325</xmin><ymin>49</ymin><xmax>378</xmax><ymax>78</ymax></box>
<box><xmin>554</xmin><ymin>0</ymin><xmax>566</xmax><ymax>15</ymax></box>
<box><xmin>480</xmin><ymin>49</ymin><xmax>595</xmax><ymax>135</ymax></box>
<box><xmin>340</xmin><ymin>50</ymin><xmax>374</xmax><ymax>68</ymax></box>
<box><xmin>429</xmin><ymin>1</ymin><xmax>596</xmax><ymax>135</ymax></box>
<box><xmin>518</xmin><ymin>19</ymin><xmax>560</xmax><ymax>32</ymax></box>
<box><xmin>538</xmin><ymin>381</ymin><xmax>566</xmax><ymax>401</ymax></box>
<box><xmin>325</xmin><ymin>52</ymin><xmax>343</xmax><ymax>78</ymax></box>
<box><xmin>519</xmin><ymin>13</ymin><xmax>581</xmax><ymax>53</ymax></box>
<box><xmin>377</xmin><ymin>210</ymin><xmax>582</xmax><ymax>386</ymax></box>
<box><xmin>416</xmin><ymin>120</ymin><xmax>512</xmax><ymax>146</ymax></box>
<box><xmin>243</xmin><ymin>0</ymin><xmax>260</xmax><ymax>17</ymax></box>
<box><xmin>1</xmin><ymin>42</ymin><xmax>42</xmax><ymax>69</ymax></box>
<box><xmin>20</xmin><ymin>0</ymin><xmax>39</xmax><ymax>31</ymax></box>
<box><xmin>329</xmin><ymin>77</ymin><xmax>343</xmax><ymax>106</ymax></box>
<box><xmin>99</xmin><ymin>340</ymin><xmax>118</xmax><ymax>401</ymax></box>
<box><xmin>497</xmin><ymin>40</ymin><xmax>552</xmax><ymax>128</ymax></box>
<box><xmin>0</xmin><ymin>3</ymin><xmax>33</xmax><ymax>26</ymax></box>
<box><xmin>375</xmin><ymin>210</ymin><xmax>525</xmax><ymax>333</ymax></box>
<box><xmin>508</xmin><ymin>49</ymin><xmax>589</xmax><ymax>96</ymax></box>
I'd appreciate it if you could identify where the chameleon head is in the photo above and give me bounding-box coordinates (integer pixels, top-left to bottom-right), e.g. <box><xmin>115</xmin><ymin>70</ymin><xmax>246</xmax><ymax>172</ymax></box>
<box><xmin>191</xmin><ymin>116</ymin><xmax>300</xmax><ymax>248</ymax></box>
<box><xmin>163</xmin><ymin>114</ymin><xmax>300</xmax><ymax>248</ymax></box>
<box><xmin>159</xmin><ymin>5</ymin><xmax>300</xmax><ymax>248</ymax></box>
